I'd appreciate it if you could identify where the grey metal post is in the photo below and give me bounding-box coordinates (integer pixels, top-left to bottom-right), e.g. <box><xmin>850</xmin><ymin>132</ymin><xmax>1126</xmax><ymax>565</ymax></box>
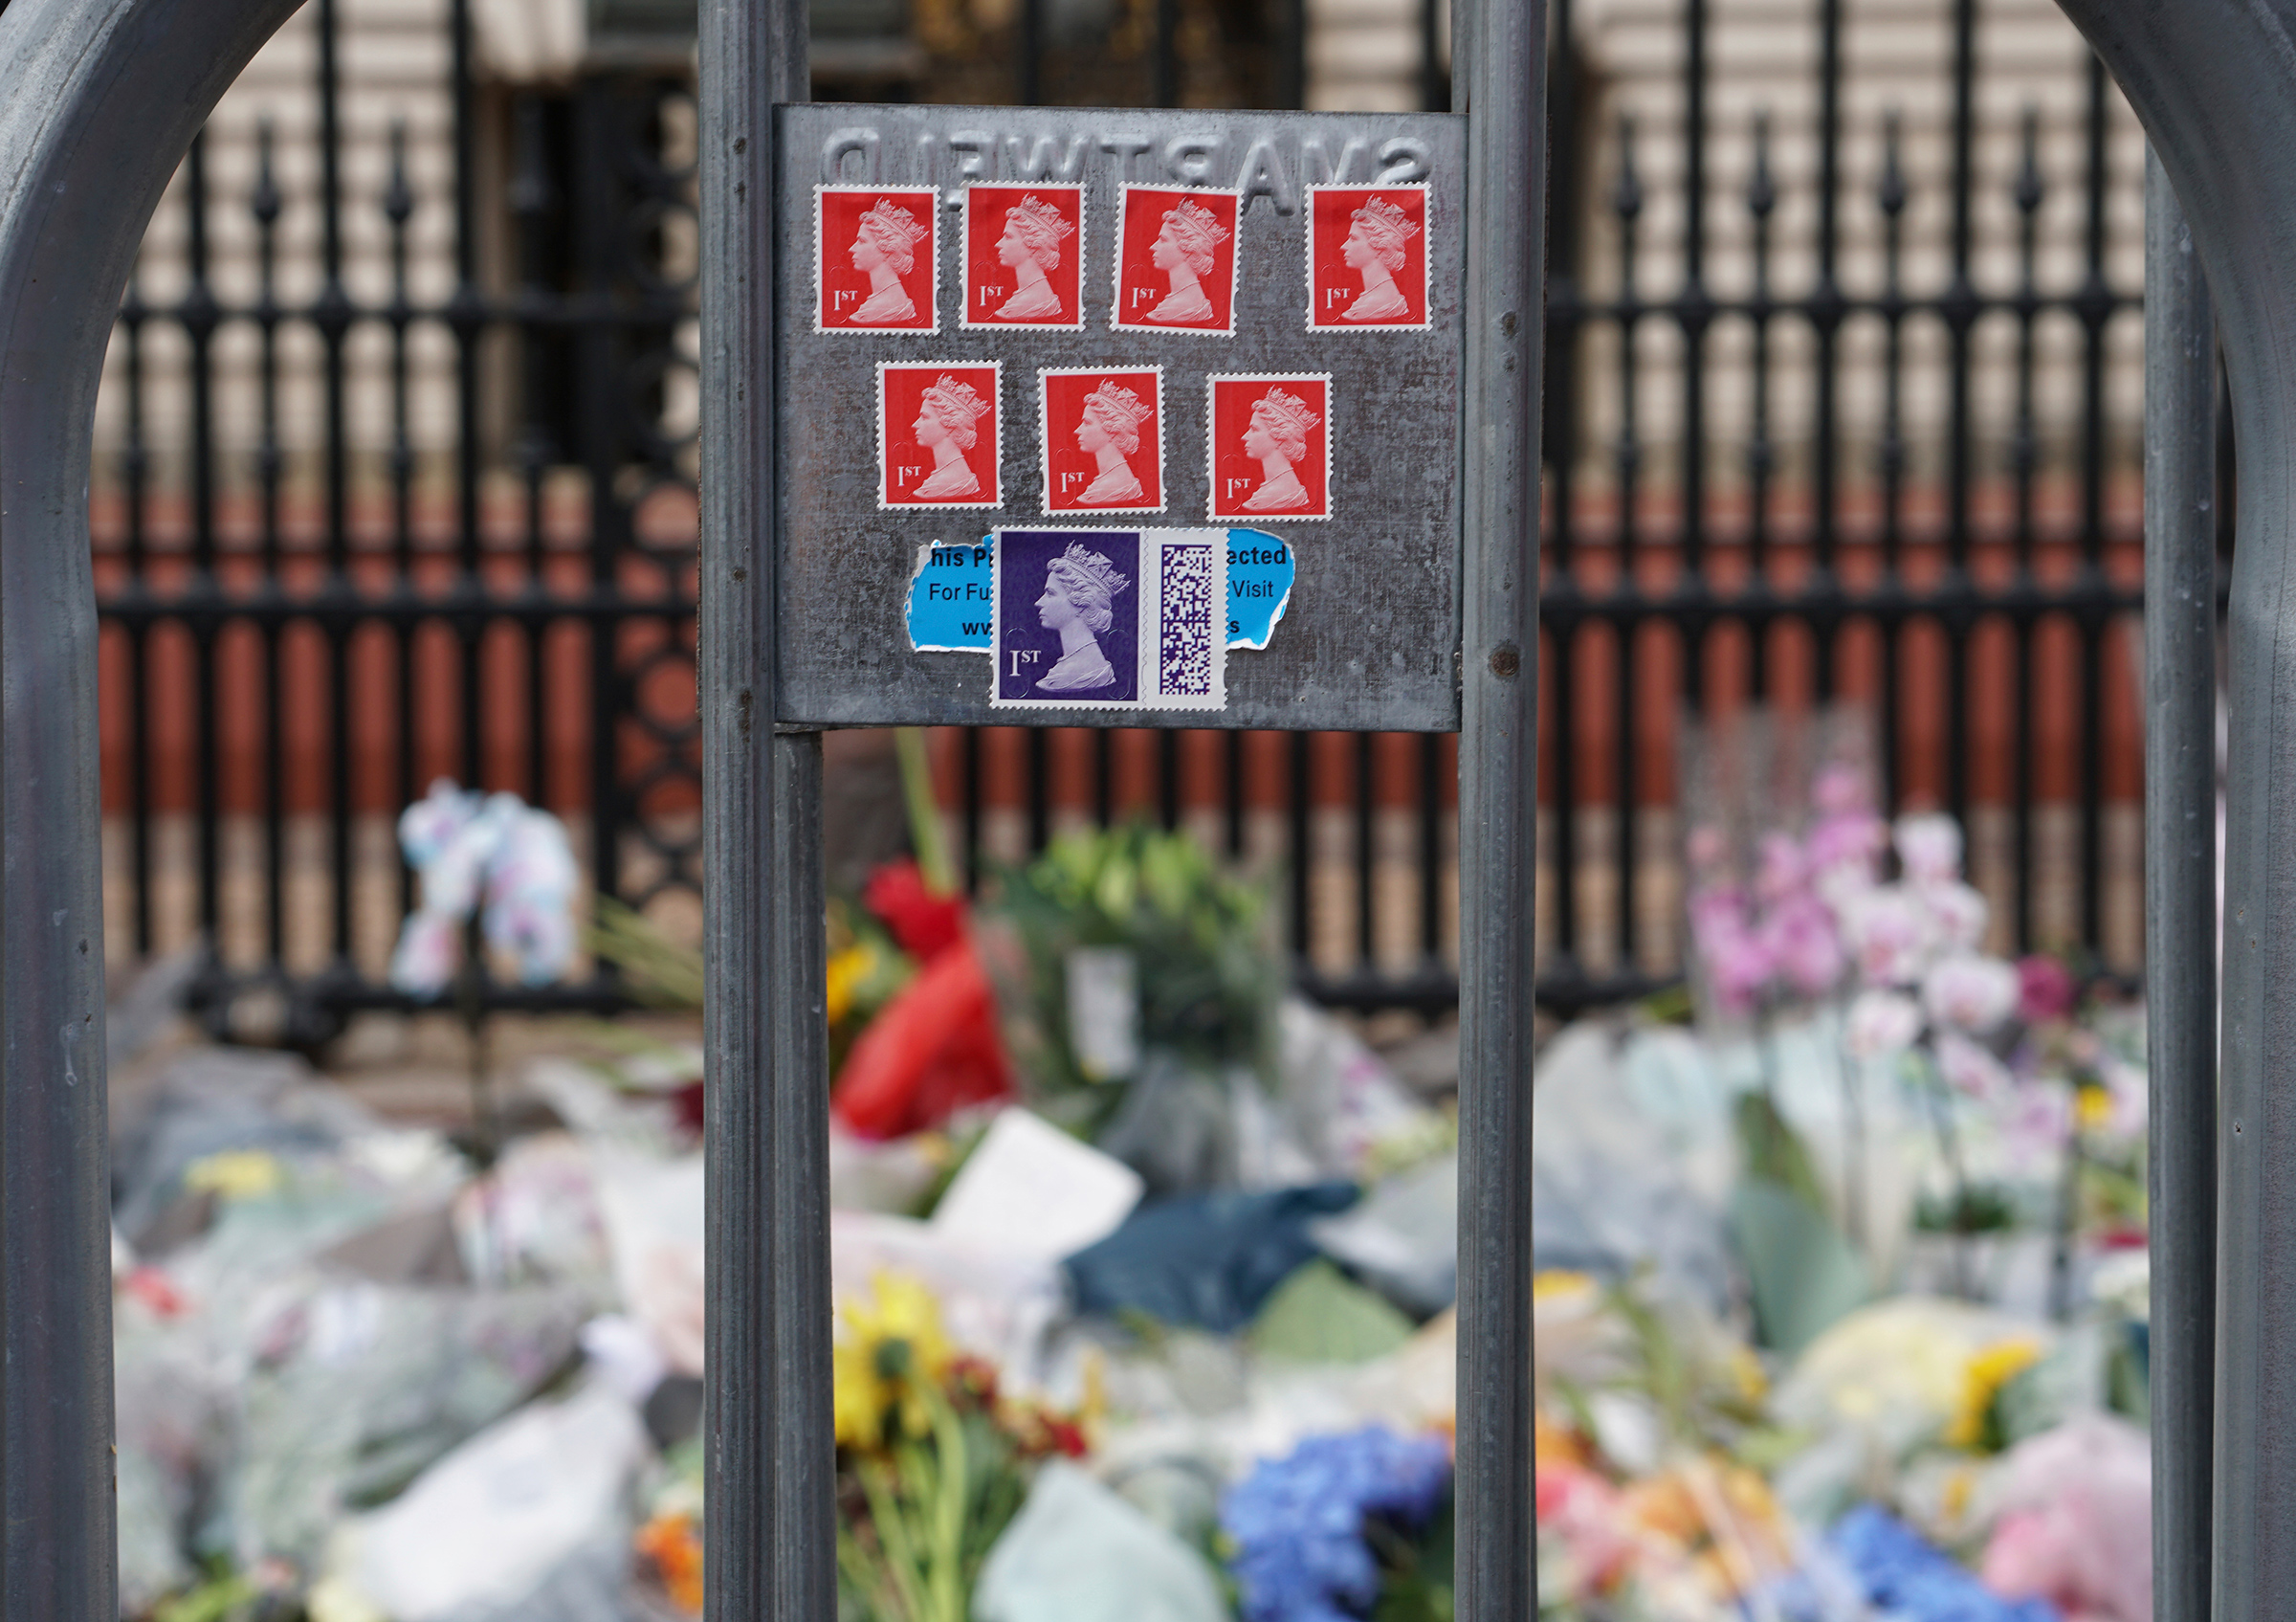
<box><xmin>2050</xmin><ymin>1</ymin><xmax>2296</xmax><ymax>1611</ymax></box>
<box><xmin>2144</xmin><ymin>145</ymin><xmax>2217</xmax><ymax>1622</ymax></box>
<box><xmin>1453</xmin><ymin>0</ymin><xmax>1545</xmax><ymax>1611</ymax></box>
<box><xmin>0</xmin><ymin>0</ymin><xmax>300</xmax><ymax>1612</ymax></box>
<box><xmin>698</xmin><ymin>0</ymin><xmax>835</xmax><ymax>1613</ymax></box>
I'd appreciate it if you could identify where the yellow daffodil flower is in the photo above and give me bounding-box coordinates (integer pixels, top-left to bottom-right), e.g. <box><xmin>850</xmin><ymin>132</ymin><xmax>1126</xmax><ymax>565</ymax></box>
<box><xmin>832</xmin><ymin>1271</ymin><xmax>955</xmax><ymax>1453</ymax></box>
<box><xmin>826</xmin><ymin>943</ymin><xmax>876</xmax><ymax>1028</ymax></box>
<box><xmin>1946</xmin><ymin>1335</ymin><xmax>2044</xmax><ymax>1450</ymax></box>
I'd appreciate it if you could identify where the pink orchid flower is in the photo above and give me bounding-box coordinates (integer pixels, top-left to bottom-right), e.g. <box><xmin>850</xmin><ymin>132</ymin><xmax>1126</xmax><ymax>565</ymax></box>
<box><xmin>1922</xmin><ymin>953</ymin><xmax>2021</xmax><ymax>1033</ymax></box>
<box><xmin>1843</xmin><ymin>989</ymin><xmax>1922</xmax><ymax>1058</ymax></box>
<box><xmin>1935</xmin><ymin>1030</ymin><xmax>2015</xmax><ymax>1103</ymax></box>
<box><xmin>1812</xmin><ymin>761</ymin><xmax>1871</xmax><ymax>815</ymax></box>
<box><xmin>1843</xmin><ymin>886</ymin><xmax>1932</xmax><ymax>988</ymax></box>
<box><xmin>1755</xmin><ymin>831</ymin><xmax>1809</xmax><ymax>902</ymax></box>
<box><xmin>1761</xmin><ymin>891</ymin><xmax>1845</xmax><ymax>997</ymax></box>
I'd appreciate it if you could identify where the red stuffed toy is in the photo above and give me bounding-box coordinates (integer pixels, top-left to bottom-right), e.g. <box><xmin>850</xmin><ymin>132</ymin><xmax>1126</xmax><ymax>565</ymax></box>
<box><xmin>830</xmin><ymin>859</ymin><xmax>1012</xmax><ymax>1138</ymax></box>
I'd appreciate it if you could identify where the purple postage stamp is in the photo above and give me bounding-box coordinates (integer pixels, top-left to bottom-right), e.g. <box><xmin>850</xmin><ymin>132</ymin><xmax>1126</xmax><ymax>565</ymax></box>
<box><xmin>990</xmin><ymin>527</ymin><xmax>1226</xmax><ymax>711</ymax></box>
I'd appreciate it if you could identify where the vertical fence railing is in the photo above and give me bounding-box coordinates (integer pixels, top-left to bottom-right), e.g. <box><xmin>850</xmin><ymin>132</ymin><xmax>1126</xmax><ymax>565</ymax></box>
<box><xmin>2141</xmin><ymin>143</ymin><xmax>2217</xmax><ymax>1622</ymax></box>
<box><xmin>2</xmin><ymin>0</ymin><xmax>335</xmax><ymax>1597</ymax></box>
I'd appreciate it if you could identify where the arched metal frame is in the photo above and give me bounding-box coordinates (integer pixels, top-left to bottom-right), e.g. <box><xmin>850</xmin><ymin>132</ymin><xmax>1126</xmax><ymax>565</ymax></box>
<box><xmin>0</xmin><ymin>0</ymin><xmax>2254</xmax><ymax>1618</ymax></box>
<box><xmin>2053</xmin><ymin>2</ymin><xmax>2296</xmax><ymax>1615</ymax></box>
<box><xmin>0</xmin><ymin>0</ymin><xmax>306</xmax><ymax>1611</ymax></box>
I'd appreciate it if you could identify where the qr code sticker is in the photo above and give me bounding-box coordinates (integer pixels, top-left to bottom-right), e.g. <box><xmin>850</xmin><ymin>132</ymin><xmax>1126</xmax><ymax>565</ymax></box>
<box><xmin>1159</xmin><ymin>544</ymin><xmax>1216</xmax><ymax>696</ymax></box>
<box><xmin>989</xmin><ymin>528</ymin><xmax>1225</xmax><ymax>712</ymax></box>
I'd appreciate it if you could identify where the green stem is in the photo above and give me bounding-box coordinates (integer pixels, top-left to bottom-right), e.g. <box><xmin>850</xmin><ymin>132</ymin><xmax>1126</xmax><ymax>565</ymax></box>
<box><xmin>926</xmin><ymin>1389</ymin><xmax>969</xmax><ymax>1622</ymax></box>
<box><xmin>895</xmin><ymin>728</ymin><xmax>957</xmax><ymax>897</ymax></box>
<box><xmin>1918</xmin><ymin>1045</ymin><xmax>1976</xmax><ymax>1300</ymax></box>
<box><xmin>1833</xmin><ymin>1013</ymin><xmax>1866</xmax><ymax>1255</ymax></box>
<box><xmin>838</xmin><ymin>1525</ymin><xmax>907</xmax><ymax>1622</ymax></box>
<box><xmin>859</xmin><ymin>1455</ymin><xmax>935</xmax><ymax>1622</ymax></box>
<box><xmin>2049</xmin><ymin>1109</ymin><xmax>2083</xmax><ymax>1322</ymax></box>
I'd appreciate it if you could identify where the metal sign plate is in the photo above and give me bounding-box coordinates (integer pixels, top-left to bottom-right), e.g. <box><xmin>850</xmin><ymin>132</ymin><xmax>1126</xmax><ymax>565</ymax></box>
<box><xmin>773</xmin><ymin>103</ymin><xmax>1468</xmax><ymax>731</ymax></box>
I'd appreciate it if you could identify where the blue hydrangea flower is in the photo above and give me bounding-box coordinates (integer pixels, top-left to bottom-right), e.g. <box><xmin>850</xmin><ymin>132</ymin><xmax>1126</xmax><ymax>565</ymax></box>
<box><xmin>1767</xmin><ymin>1505</ymin><xmax>2058</xmax><ymax>1622</ymax></box>
<box><xmin>1219</xmin><ymin>1426</ymin><xmax>1452</xmax><ymax>1622</ymax></box>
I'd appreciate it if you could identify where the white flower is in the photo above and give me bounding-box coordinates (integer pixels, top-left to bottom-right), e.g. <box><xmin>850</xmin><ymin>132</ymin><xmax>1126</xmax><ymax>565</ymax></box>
<box><xmin>1998</xmin><ymin>1074</ymin><xmax>2074</xmax><ymax>1167</ymax></box>
<box><xmin>1842</xmin><ymin>885</ymin><xmax>1933</xmax><ymax>988</ymax></box>
<box><xmin>1917</xmin><ymin>879</ymin><xmax>1990</xmax><ymax>953</ymax></box>
<box><xmin>1812</xmin><ymin>855</ymin><xmax>1881</xmax><ymax>915</ymax></box>
<box><xmin>1936</xmin><ymin>1031</ymin><xmax>2015</xmax><ymax>1101</ymax></box>
<box><xmin>1844</xmin><ymin>989</ymin><xmax>1923</xmax><ymax>1059</ymax></box>
<box><xmin>1921</xmin><ymin>953</ymin><xmax>2020</xmax><ymax>1033</ymax></box>
<box><xmin>2100</xmin><ymin>1056</ymin><xmax>2150</xmax><ymax>1140</ymax></box>
<box><xmin>1894</xmin><ymin>812</ymin><xmax>1964</xmax><ymax>883</ymax></box>
<box><xmin>2090</xmin><ymin>1251</ymin><xmax>2151</xmax><ymax>1321</ymax></box>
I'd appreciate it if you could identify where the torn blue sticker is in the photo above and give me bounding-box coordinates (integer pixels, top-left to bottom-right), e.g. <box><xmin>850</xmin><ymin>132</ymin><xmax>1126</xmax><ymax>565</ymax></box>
<box><xmin>905</xmin><ymin>539</ymin><xmax>998</xmax><ymax>651</ymax></box>
<box><xmin>1223</xmin><ymin>528</ymin><xmax>1294</xmax><ymax>652</ymax></box>
<box><xmin>909</xmin><ymin>530</ymin><xmax>1294</xmax><ymax>654</ymax></box>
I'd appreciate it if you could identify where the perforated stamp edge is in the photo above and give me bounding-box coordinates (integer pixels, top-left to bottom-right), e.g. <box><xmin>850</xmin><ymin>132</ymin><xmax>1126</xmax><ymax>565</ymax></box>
<box><xmin>958</xmin><ymin>182</ymin><xmax>1089</xmax><ymax>333</ymax></box>
<box><xmin>816</xmin><ymin>184</ymin><xmax>942</xmax><ymax>336</ymax></box>
<box><xmin>1108</xmin><ymin>184</ymin><xmax>1244</xmax><ymax>339</ymax></box>
<box><xmin>1035</xmin><ymin>365</ymin><xmax>1168</xmax><ymax>518</ymax></box>
<box><xmin>876</xmin><ymin>359</ymin><xmax>1004</xmax><ymax>512</ymax></box>
<box><xmin>1301</xmin><ymin>182</ymin><xmax>1434</xmax><ymax>334</ymax></box>
<box><xmin>1203</xmin><ymin>371</ymin><xmax>1336</xmax><ymax>524</ymax></box>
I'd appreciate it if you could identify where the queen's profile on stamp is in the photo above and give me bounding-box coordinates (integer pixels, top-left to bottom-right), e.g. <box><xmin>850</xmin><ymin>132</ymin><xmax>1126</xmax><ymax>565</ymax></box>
<box><xmin>910</xmin><ymin>374</ymin><xmax>993</xmax><ymax>500</ymax></box>
<box><xmin>1033</xmin><ymin>543</ymin><xmax>1131</xmax><ymax>692</ymax></box>
<box><xmin>847</xmin><ymin>198</ymin><xmax>930</xmax><ymax>325</ymax></box>
<box><xmin>992</xmin><ymin>194</ymin><xmax>1075</xmax><ymax>322</ymax></box>
<box><xmin>1071</xmin><ymin>381</ymin><xmax>1153</xmax><ymax>505</ymax></box>
<box><xmin>1340</xmin><ymin>194</ymin><xmax>1421</xmax><ymax>322</ymax></box>
<box><xmin>1237</xmin><ymin>388</ymin><xmax>1321</xmax><ymax>513</ymax></box>
<box><xmin>1145</xmin><ymin>197</ymin><xmax>1231</xmax><ymax>324</ymax></box>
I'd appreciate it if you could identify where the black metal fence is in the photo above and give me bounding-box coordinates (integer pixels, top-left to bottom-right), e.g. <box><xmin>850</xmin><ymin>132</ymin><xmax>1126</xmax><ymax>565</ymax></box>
<box><xmin>95</xmin><ymin>0</ymin><xmax>2162</xmax><ymax>1041</ymax></box>
<box><xmin>1528</xmin><ymin>0</ymin><xmax>2157</xmax><ymax>1011</ymax></box>
<box><xmin>97</xmin><ymin>3</ymin><xmax>700</xmax><ymax>1043</ymax></box>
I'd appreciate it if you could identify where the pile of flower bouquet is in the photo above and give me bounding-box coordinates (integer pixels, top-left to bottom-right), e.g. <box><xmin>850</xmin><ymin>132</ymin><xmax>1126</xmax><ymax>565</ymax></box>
<box><xmin>636</xmin><ymin>1272</ymin><xmax>1094</xmax><ymax>1621</ymax></box>
<box><xmin>1531</xmin><ymin>1268</ymin><xmax>2150</xmax><ymax>1622</ymax></box>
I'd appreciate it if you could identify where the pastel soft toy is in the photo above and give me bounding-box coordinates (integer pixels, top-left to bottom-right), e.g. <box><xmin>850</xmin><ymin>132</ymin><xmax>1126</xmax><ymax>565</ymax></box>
<box><xmin>389</xmin><ymin>779</ymin><xmax>580</xmax><ymax>995</ymax></box>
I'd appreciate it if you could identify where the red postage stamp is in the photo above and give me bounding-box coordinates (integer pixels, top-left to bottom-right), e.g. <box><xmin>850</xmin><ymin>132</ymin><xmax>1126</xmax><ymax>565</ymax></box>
<box><xmin>1305</xmin><ymin>185</ymin><xmax>1430</xmax><ymax>331</ymax></box>
<box><xmin>878</xmin><ymin>362</ymin><xmax>1002</xmax><ymax>509</ymax></box>
<box><xmin>1038</xmin><ymin>367</ymin><xmax>1164</xmax><ymax>514</ymax></box>
<box><xmin>817</xmin><ymin>186</ymin><xmax>939</xmax><ymax>334</ymax></box>
<box><xmin>1110</xmin><ymin>185</ymin><xmax>1241</xmax><ymax>337</ymax></box>
<box><xmin>1206</xmin><ymin>373</ymin><xmax>1331</xmax><ymax>522</ymax></box>
<box><xmin>960</xmin><ymin>185</ymin><xmax>1086</xmax><ymax>330</ymax></box>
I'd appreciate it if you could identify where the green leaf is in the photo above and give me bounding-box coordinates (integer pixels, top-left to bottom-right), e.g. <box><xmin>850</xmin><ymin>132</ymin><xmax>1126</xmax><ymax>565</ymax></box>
<box><xmin>1370</xmin><ymin>1494</ymin><xmax>1456</xmax><ymax>1622</ymax></box>
<box><xmin>585</xmin><ymin>896</ymin><xmax>703</xmax><ymax>1009</ymax></box>
<box><xmin>1732</xmin><ymin>1092</ymin><xmax>1830</xmax><ymax>1214</ymax></box>
<box><xmin>1247</xmin><ymin>1259</ymin><xmax>1416</xmax><ymax>1365</ymax></box>
<box><xmin>1730</xmin><ymin>1177</ymin><xmax>1868</xmax><ymax>1356</ymax></box>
